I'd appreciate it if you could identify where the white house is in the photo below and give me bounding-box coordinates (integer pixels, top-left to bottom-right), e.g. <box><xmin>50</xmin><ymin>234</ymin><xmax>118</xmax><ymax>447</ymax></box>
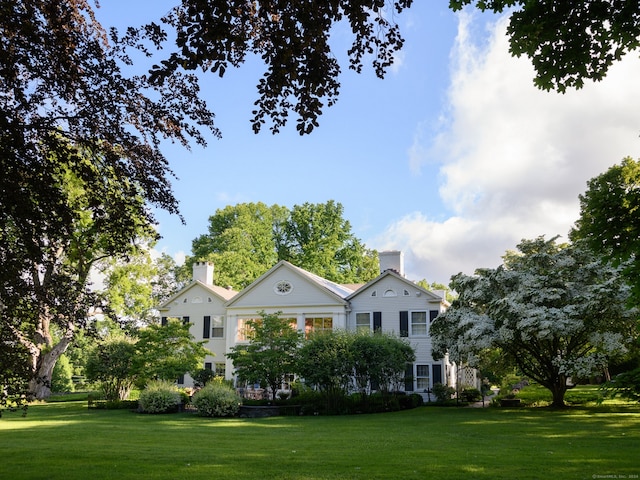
<box><xmin>158</xmin><ymin>251</ymin><xmax>466</xmax><ymax>399</ymax></box>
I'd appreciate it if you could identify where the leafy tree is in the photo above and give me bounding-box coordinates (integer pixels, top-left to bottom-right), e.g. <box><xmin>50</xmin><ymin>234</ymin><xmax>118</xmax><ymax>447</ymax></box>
<box><xmin>227</xmin><ymin>311</ymin><xmax>303</xmax><ymax>401</ymax></box>
<box><xmin>1</xmin><ymin>1</ymin><xmax>214</xmax><ymax>400</ymax></box>
<box><xmin>571</xmin><ymin>157</ymin><xmax>640</xmax><ymax>306</ymax></box>
<box><xmin>431</xmin><ymin>237</ymin><xmax>637</xmax><ymax>407</ymax></box>
<box><xmin>282</xmin><ymin>201</ymin><xmax>379</xmax><ymax>284</ymax></box>
<box><xmin>85</xmin><ymin>333</ymin><xmax>137</xmax><ymax>401</ymax></box>
<box><xmin>296</xmin><ymin>330</ymin><xmax>355</xmax><ymax>403</ymax></box>
<box><xmin>191</xmin><ymin>203</ymin><xmax>284</xmax><ymax>289</ymax></box>
<box><xmin>140</xmin><ymin>1</ymin><xmax>413</xmax><ymax>134</ymax></box>
<box><xmin>351</xmin><ymin>332</ymin><xmax>415</xmax><ymax>401</ymax></box>
<box><xmin>134</xmin><ymin>319</ymin><xmax>210</xmax><ymax>387</ymax></box>
<box><xmin>191</xmin><ymin>201</ymin><xmax>378</xmax><ymax>289</ymax></box>
<box><xmin>451</xmin><ymin>1</ymin><xmax>640</xmax><ymax>92</ymax></box>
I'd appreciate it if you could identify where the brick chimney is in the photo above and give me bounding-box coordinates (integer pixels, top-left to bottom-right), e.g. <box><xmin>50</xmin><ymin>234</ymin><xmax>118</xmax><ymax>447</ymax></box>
<box><xmin>193</xmin><ymin>261</ymin><xmax>214</xmax><ymax>285</ymax></box>
<box><xmin>379</xmin><ymin>251</ymin><xmax>404</xmax><ymax>277</ymax></box>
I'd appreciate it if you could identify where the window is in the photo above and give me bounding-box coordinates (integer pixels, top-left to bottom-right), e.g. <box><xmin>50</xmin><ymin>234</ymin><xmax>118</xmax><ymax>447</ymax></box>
<box><xmin>416</xmin><ymin>365</ymin><xmax>430</xmax><ymax>391</ymax></box>
<box><xmin>182</xmin><ymin>316</ymin><xmax>190</xmax><ymax>325</ymax></box>
<box><xmin>274</xmin><ymin>280</ymin><xmax>293</xmax><ymax>295</ymax></box>
<box><xmin>411</xmin><ymin>311</ymin><xmax>427</xmax><ymax>336</ymax></box>
<box><xmin>383</xmin><ymin>289</ymin><xmax>397</xmax><ymax>297</ymax></box>
<box><xmin>403</xmin><ymin>289</ymin><xmax>410</xmax><ymax>296</ymax></box>
<box><xmin>212</xmin><ymin>316</ymin><xmax>224</xmax><ymax>338</ymax></box>
<box><xmin>204</xmin><ymin>362</ymin><xmax>212</xmax><ymax>371</ymax></box>
<box><xmin>355</xmin><ymin>312</ymin><xmax>371</xmax><ymax>332</ymax></box>
<box><xmin>305</xmin><ymin>317</ymin><xmax>333</xmax><ymax>337</ymax></box>
<box><xmin>215</xmin><ymin>362</ymin><xmax>226</xmax><ymax>377</ymax></box>
<box><xmin>237</xmin><ymin>318</ymin><xmax>259</xmax><ymax>341</ymax></box>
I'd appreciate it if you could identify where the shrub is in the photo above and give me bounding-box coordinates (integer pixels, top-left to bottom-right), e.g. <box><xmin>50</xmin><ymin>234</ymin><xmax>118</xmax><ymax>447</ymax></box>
<box><xmin>432</xmin><ymin>383</ymin><xmax>455</xmax><ymax>402</ymax></box>
<box><xmin>138</xmin><ymin>380</ymin><xmax>181</xmax><ymax>414</ymax></box>
<box><xmin>460</xmin><ymin>387</ymin><xmax>482</xmax><ymax>403</ymax></box>
<box><xmin>601</xmin><ymin>368</ymin><xmax>640</xmax><ymax>403</ymax></box>
<box><xmin>191</xmin><ymin>368</ymin><xmax>217</xmax><ymax>388</ymax></box>
<box><xmin>192</xmin><ymin>381</ymin><xmax>241</xmax><ymax>417</ymax></box>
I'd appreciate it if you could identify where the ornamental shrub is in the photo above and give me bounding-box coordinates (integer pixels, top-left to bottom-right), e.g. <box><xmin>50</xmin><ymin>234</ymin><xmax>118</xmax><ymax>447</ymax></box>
<box><xmin>192</xmin><ymin>380</ymin><xmax>241</xmax><ymax>417</ymax></box>
<box><xmin>138</xmin><ymin>380</ymin><xmax>181</xmax><ymax>414</ymax></box>
<box><xmin>432</xmin><ymin>383</ymin><xmax>455</xmax><ymax>402</ymax></box>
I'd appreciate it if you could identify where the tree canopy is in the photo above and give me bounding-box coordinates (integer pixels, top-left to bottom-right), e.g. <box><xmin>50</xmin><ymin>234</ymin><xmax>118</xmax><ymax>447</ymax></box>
<box><xmin>190</xmin><ymin>201</ymin><xmax>379</xmax><ymax>289</ymax></box>
<box><xmin>431</xmin><ymin>237</ymin><xmax>637</xmax><ymax>407</ymax></box>
<box><xmin>571</xmin><ymin>157</ymin><xmax>640</xmax><ymax>306</ymax></box>
<box><xmin>451</xmin><ymin>1</ymin><xmax>640</xmax><ymax>92</ymax></box>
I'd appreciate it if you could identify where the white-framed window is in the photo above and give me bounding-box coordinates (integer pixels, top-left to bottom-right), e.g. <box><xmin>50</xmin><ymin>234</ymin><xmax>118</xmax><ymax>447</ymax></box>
<box><xmin>305</xmin><ymin>317</ymin><xmax>333</xmax><ymax>337</ymax></box>
<box><xmin>383</xmin><ymin>289</ymin><xmax>397</xmax><ymax>297</ymax></box>
<box><xmin>416</xmin><ymin>365</ymin><xmax>430</xmax><ymax>391</ymax></box>
<box><xmin>211</xmin><ymin>316</ymin><xmax>224</xmax><ymax>338</ymax></box>
<box><xmin>410</xmin><ymin>311</ymin><xmax>428</xmax><ymax>336</ymax></box>
<box><xmin>355</xmin><ymin>312</ymin><xmax>371</xmax><ymax>333</ymax></box>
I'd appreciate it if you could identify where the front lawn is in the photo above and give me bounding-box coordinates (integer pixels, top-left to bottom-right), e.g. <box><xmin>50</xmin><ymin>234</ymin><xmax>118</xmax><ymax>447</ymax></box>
<box><xmin>1</xmin><ymin>399</ymin><xmax>638</xmax><ymax>479</ymax></box>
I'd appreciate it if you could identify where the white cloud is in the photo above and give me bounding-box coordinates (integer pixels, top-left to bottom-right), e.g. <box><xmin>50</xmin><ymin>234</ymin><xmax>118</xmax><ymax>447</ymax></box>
<box><xmin>377</xmin><ymin>11</ymin><xmax>640</xmax><ymax>285</ymax></box>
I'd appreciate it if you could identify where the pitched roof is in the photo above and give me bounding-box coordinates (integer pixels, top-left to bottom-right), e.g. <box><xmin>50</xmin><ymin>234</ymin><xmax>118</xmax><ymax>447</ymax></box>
<box><xmin>158</xmin><ymin>280</ymin><xmax>238</xmax><ymax>310</ymax></box>
<box><xmin>345</xmin><ymin>269</ymin><xmax>446</xmax><ymax>303</ymax></box>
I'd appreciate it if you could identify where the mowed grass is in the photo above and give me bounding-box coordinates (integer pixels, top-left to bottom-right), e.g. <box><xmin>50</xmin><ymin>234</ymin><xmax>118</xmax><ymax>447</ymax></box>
<box><xmin>1</xmin><ymin>396</ymin><xmax>639</xmax><ymax>480</ymax></box>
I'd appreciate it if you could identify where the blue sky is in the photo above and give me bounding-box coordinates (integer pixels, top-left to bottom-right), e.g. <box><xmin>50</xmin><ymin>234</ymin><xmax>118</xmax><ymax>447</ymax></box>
<box><xmin>96</xmin><ymin>2</ymin><xmax>640</xmax><ymax>285</ymax></box>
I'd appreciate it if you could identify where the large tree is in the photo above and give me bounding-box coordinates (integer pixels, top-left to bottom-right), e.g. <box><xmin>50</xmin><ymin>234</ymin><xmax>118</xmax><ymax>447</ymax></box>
<box><xmin>190</xmin><ymin>201</ymin><xmax>379</xmax><ymax>289</ymax></box>
<box><xmin>431</xmin><ymin>237</ymin><xmax>637</xmax><ymax>407</ymax></box>
<box><xmin>282</xmin><ymin>201</ymin><xmax>379</xmax><ymax>284</ymax></box>
<box><xmin>191</xmin><ymin>203</ymin><xmax>285</xmax><ymax>289</ymax></box>
<box><xmin>451</xmin><ymin>1</ymin><xmax>640</xmax><ymax>92</ymax></box>
<box><xmin>571</xmin><ymin>157</ymin><xmax>640</xmax><ymax>306</ymax></box>
<box><xmin>0</xmin><ymin>0</ymin><xmax>214</xmax><ymax>400</ymax></box>
<box><xmin>141</xmin><ymin>0</ymin><xmax>413</xmax><ymax>134</ymax></box>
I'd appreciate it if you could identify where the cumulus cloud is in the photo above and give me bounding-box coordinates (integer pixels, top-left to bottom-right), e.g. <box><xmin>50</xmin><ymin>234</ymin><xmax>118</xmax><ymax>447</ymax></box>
<box><xmin>377</xmin><ymin>11</ymin><xmax>640</xmax><ymax>284</ymax></box>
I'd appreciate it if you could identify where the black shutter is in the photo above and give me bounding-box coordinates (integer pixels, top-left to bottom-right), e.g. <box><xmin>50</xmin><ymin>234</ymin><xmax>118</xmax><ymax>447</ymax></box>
<box><xmin>399</xmin><ymin>311</ymin><xmax>409</xmax><ymax>337</ymax></box>
<box><xmin>177</xmin><ymin>374</ymin><xmax>185</xmax><ymax>384</ymax></box>
<box><xmin>161</xmin><ymin>316</ymin><xmax>167</xmax><ymax>326</ymax></box>
<box><xmin>204</xmin><ymin>362</ymin><xmax>212</xmax><ymax>371</ymax></box>
<box><xmin>203</xmin><ymin>316</ymin><xmax>211</xmax><ymax>339</ymax></box>
<box><xmin>432</xmin><ymin>364</ymin><xmax>443</xmax><ymax>385</ymax></box>
<box><xmin>405</xmin><ymin>363</ymin><xmax>414</xmax><ymax>391</ymax></box>
<box><xmin>429</xmin><ymin>310</ymin><xmax>439</xmax><ymax>323</ymax></box>
<box><xmin>182</xmin><ymin>316</ymin><xmax>190</xmax><ymax>325</ymax></box>
<box><xmin>373</xmin><ymin>312</ymin><xmax>382</xmax><ymax>332</ymax></box>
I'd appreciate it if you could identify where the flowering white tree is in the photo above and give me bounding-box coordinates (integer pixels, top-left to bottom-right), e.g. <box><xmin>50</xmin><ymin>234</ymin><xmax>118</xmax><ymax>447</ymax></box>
<box><xmin>431</xmin><ymin>237</ymin><xmax>637</xmax><ymax>407</ymax></box>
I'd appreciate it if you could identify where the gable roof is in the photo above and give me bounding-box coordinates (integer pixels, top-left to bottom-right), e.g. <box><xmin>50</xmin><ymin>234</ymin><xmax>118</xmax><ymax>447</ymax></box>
<box><xmin>158</xmin><ymin>280</ymin><xmax>238</xmax><ymax>310</ymax></box>
<box><xmin>346</xmin><ymin>269</ymin><xmax>447</xmax><ymax>304</ymax></box>
<box><xmin>225</xmin><ymin>260</ymin><xmax>354</xmax><ymax>307</ymax></box>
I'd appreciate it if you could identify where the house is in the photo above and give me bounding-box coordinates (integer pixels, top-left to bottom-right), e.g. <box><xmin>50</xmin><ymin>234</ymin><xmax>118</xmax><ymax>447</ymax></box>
<box><xmin>158</xmin><ymin>251</ymin><xmax>468</xmax><ymax>399</ymax></box>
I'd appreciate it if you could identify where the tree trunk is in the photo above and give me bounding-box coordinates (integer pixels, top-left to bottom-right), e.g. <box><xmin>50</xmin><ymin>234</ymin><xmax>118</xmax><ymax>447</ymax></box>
<box><xmin>29</xmin><ymin>337</ymin><xmax>72</xmax><ymax>400</ymax></box>
<box><xmin>550</xmin><ymin>382</ymin><xmax>567</xmax><ymax>408</ymax></box>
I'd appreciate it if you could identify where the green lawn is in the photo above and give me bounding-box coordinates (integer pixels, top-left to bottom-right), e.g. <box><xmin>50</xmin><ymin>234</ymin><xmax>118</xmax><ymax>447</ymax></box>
<box><xmin>1</xmin><ymin>397</ymin><xmax>639</xmax><ymax>480</ymax></box>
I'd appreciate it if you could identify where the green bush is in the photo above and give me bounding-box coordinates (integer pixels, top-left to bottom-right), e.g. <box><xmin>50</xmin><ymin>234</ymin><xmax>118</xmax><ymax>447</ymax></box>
<box><xmin>432</xmin><ymin>383</ymin><xmax>455</xmax><ymax>402</ymax></box>
<box><xmin>602</xmin><ymin>368</ymin><xmax>640</xmax><ymax>403</ymax></box>
<box><xmin>192</xmin><ymin>381</ymin><xmax>241</xmax><ymax>417</ymax></box>
<box><xmin>460</xmin><ymin>388</ymin><xmax>482</xmax><ymax>403</ymax></box>
<box><xmin>51</xmin><ymin>355</ymin><xmax>74</xmax><ymax>393</ymax></box>
<box><xmin>138</xmin><ymin>380</ymin><xmax>181</xmax><ymax>414</ymax></box>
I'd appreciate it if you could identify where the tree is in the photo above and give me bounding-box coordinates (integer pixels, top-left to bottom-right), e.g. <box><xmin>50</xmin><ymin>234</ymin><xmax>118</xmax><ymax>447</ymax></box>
<box><xmin>141</xmin><ymin>0</ymin><xmax>413</xmax><ymax>134</ymax></box>
<box><xmin>85</xmin><ymin>333</ymin><xmax>138</xmax><ymax>401</ymax></box>
<box><xmin>282</xmin><ymin>201</ymin><xmax>379</xmax><ymax>284</ymax></box>
<box><xmin>227</xmin><ymin>311</ymin><xmax>303</xmax><ymax>401</ymax></box>
<box><xmin>134</xmin><ymin>319</ymin><xmax>210</xmax><ymax>387</ymax></box>
<box><xmin>296</xmin><ymin>330</ymin><xmax>355</xmax><ymax>404</ymax></box>
<box><xmin>1</xmin><ymin>1</ymin><xmax>214</xmax><ymax>400</ymax></box>
<box><xmin>191</xmin><ymin>203</ymin><xmax>284</xmax><ymax>289</ymax></box>
<box><xmin>191</xmin><ymin>201</ymin><xmax>379</xmax><ymax>289</ymax></box>
<box><xmin>351</xmin><ymin>332</ymin><xmax>415</xmax><ymax>399</ymax></box>
<box><xmin>431</xmin><ymin>237</ymin><xmax>637</xmax><ymax>407</ymax></box>
<box><xmin>571</xmin><ymin>157</ymin><xmax>640</xmax><ymax>306</ymax></box>
<box><xmin>451</xmin><ymin>1</ymin><xmax>640</xmax><ymax>92</ymax></box>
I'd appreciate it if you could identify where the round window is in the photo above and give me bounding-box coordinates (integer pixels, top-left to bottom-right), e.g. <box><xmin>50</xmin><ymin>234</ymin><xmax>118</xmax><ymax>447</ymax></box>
<box><xmin>274</xmin><ymin>280</ymin><xmax>293</xmax><ymax>295</ymax></box>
